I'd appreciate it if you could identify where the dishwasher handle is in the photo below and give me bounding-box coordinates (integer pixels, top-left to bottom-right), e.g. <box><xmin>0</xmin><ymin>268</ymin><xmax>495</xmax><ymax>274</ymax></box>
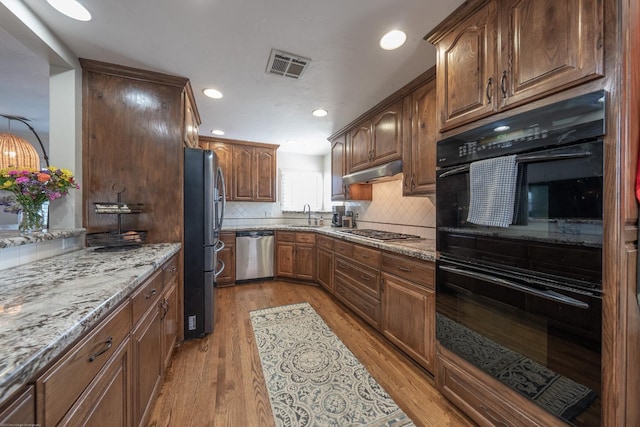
<box><xmin>236</xmin><ymin>230</ymin><xmax>274</xmax><ymax>238</ymax></box>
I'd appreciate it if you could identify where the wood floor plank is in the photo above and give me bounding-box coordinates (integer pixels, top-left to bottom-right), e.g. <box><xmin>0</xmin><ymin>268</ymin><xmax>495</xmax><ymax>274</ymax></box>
<box><xmin>148</xmin><ymin>281</ymin><xmax>474</xmax><ymax>427</ymax></box>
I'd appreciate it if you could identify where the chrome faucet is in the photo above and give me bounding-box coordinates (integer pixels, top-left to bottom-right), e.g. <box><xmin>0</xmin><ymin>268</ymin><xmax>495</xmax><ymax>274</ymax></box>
<box><xmin>303</xmin><ymin>204</ymin><xmax>311</xmax><ymax>225</ymax></box>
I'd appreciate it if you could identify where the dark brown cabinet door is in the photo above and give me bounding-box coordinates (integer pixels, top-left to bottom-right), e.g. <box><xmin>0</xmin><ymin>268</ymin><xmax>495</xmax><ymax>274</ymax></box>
<box><xmin>161</xmin><ymin>281</ymin><xmax>178</xmax><ymax>370</ymax></box>
<box><xmin>317</xmin><ymin>247</ymin><xmax>333</xmax><ymax>292</ymax></box>
<box><xmin>403</xmin><ymin>79</ymin><xmax>437</xmax><ymax>195</ymax></box>
<box><xmin>436</xmin><ymin>0</ymin><xmax>497</xmax><ymax>132</ymax></box>
<box><xmin>381</xmin><ymin>273</ymin><xmax>435</xmax><ymax>373</ymax></box>
<box><xmin>348</xmin><ymin>123</ymin><xmax>373</xmax><ymax>172</ymax></box>
<box><xmin>276</xmin><ymin>242</ymin><xmax>295</xmax><ymax>278</ymax></box>
<box><xmin>296</xmin><ymin>244</ymin><xmax>316</xmax><ymax>281</ymax></box>
<box><xmin>331</xmin><ymin>137</ymin><xmax>346</xmax><ymax>201</ymax></box>
<box><xmin>499</xmin><ymin>0</ymin><xmax>604</xmax><ymax>109</ymax></box>
<box><xmin>232</xmin><ymin>145</ymin><xmax>254</xmax><ymax>201</ymax></box>
<box><xmin>255</xmin><ymin>147</ymin><xmax>276</xmax><ymax>202</ymax></box>
<box><xmin>132</xmin><ymin>306</ymin><xmax>162</xmax><ymax>427</ymax></box>
<box><xmin>210</xmin><ymin>142</ymin><xmax>233</xmax><ymax>201</ymax></box>
<box><xmin>371</xmin><ymin>99</ymin><xmax>403</xmax><ymax>165</ymax></box>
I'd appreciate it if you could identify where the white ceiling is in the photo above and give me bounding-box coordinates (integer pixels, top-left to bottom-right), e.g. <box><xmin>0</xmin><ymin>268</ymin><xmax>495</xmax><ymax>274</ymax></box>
<box><xmin>2</xmin><ymin>0</ymin><xmax>462</xmax><ymax>156</ymax></box>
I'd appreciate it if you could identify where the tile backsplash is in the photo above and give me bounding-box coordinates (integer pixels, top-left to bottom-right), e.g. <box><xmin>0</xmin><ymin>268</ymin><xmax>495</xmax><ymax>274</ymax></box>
<box><xmin>0</xmin><ymin>235</ymin><xmax>84</xmax><ymax>270</ymax></box>
<box><xmin>223</xmin><ymin>177</ymin><xmax>436</xmax><ymax>238</ymax></box>
<box><xmin>345</xmin><ymin>178</ymin><xmax>436</xmax><ymax>239</ymax></box>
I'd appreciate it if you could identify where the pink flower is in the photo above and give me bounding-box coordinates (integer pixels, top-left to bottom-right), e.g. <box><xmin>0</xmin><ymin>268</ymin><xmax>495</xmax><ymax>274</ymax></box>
<box><xmin>15</xmin><ymin>177</ymin><xmax>29</xmax><ymax>184</ymax></box>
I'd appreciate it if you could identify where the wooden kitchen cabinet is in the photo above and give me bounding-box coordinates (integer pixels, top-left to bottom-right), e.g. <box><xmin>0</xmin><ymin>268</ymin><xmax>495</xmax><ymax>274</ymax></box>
<box><xmin>347</xmin><ymin>99</ymin><xmax>403</xmax><ymax>173</ymax></box>
<box><xmin>275</xmin><ymin>231</ymin><xmax>316</xmax><ymax>281</ymax></box>
<box><xmin>316</xmin><ymin>235</ymin><xmax>334</xmax><ymax>293</ymax></box>
<box><xmin>36</xmin><ymin>299</ymin><xmax>132</xmax><ymax>426</ymax></box>
<box><xmin>215</xmin><ymin>232</ymin><xmax>236</xmax><ymax>286</ymax></box>
<box><xmin>381</xmin><ymin>253</ymin><xmax>435</xmax><ymax>373</ymax></box>
<box><xmin>426</xmin><ymin>0</ymin><xmax>604</xmax><ymax>132</ymax></box>
<box><xmin>200</xmin><ymin>136</ymin><xmax>278</xmax><ymax>202</ymax></box>
<box><xmin>208</xmin><ymin>141</ymin><xmax>233</xmax><ymax>201</ymax></box>
<box><xmin>183</xmin><ymin>81</ymin><xmax>201</xmax><ymax>148</ymax></box>
<box><xmin>334</xmin><ymin>244</ymin><xmax>382</xmax><ymax>330</ymax></box>
<box><xmin>80</xmin><ymin>59</ymin><xmax>188</xmax><ymax>245</ymax></box>
<box><xmin>131</xmin><ymin>270</ymin><xmax>164</xmax><ymax>427</ymax></box>
<box><xmin>161</xmin><ymin>279</ymin><xmax>178</xmax><ymax>370</ymax></box>
<box><xmin>402</xmin><ymin>77</ymin><xmax>437</xmax><ymax>195</ymax></box>
<box><xmin>0</xmin><ymin>386</ymin><xmax>35</xmax><ymax>425</ymax></box>
<box><xmin>330</xmin><ymin>134</ymin><xmax>372</xmax><ymax>201</ymax></box>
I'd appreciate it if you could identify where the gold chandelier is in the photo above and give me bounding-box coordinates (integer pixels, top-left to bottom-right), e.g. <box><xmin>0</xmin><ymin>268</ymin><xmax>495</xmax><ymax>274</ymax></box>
<box><xmin>0</xmin><ymin>132</ymin><xmax>40</xmax><ymax>170</ymax></box>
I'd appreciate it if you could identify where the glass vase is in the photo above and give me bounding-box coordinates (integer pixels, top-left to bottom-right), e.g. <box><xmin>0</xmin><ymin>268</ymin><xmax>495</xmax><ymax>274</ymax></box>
<box><xmin>18</xmin><ymin>202</ymin><xmax>46</xmax><ymax>234</ymax></box>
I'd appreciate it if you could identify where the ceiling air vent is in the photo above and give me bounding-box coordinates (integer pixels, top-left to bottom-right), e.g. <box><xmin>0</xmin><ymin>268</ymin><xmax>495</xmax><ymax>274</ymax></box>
<box><xmin>266</xmin><ymin>49</ymin><xmax>311</xmax><ymax>79</ymax></box>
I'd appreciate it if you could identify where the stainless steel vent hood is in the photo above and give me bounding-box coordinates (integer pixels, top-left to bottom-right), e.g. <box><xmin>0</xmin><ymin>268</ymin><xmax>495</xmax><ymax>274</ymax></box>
<box><xmin>342</xmin><ymin>159</ymin><xmax>403</xmax><ymax>185</ymax></box>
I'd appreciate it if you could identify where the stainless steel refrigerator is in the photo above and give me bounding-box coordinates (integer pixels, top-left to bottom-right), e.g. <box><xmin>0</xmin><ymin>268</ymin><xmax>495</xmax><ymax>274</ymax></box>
<box><xmin>183</xmin><ymin>147</ymin><xmax>226</xmax><ymax>339</ymax></box>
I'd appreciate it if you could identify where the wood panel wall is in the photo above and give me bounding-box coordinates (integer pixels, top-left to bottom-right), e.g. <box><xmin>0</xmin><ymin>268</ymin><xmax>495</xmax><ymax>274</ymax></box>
<box><xmin>80</xmin><ymin>59</ymin><xmax>187</xmax><ymax>245</ymax></box>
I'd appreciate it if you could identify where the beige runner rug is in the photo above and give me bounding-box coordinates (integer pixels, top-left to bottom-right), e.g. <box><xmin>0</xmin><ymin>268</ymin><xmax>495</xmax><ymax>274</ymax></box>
<box><xmin>250</xmin><ymin>302</ymin><xmax>414</xmax><ymax>427</ymax></box>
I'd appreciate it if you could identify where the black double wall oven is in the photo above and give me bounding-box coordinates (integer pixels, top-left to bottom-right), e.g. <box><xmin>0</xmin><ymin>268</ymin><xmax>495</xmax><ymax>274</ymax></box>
<box><xmin>436</xmin><ymin>91</ymin><xmax>605</xmax><ymax>426</ymax></box>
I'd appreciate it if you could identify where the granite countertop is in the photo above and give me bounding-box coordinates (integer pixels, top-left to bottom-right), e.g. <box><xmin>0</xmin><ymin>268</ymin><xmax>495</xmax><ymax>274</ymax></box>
<box><xmin>0</xmin><ymin>242</ymin><xmax>181</xmax><ymax>405</ymax></box>
<box><xmin>0</xmin><ymin>228</ymin><xmax>86</xmax><ymax>249</ymax></box>
<box><xmin>222</xmin><ymin>225</ymin><xmax>436</xmax><ymax>261</ymax></box>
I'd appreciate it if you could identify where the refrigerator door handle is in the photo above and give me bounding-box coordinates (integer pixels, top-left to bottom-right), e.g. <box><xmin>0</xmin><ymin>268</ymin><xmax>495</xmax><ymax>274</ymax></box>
<box><xmin>215</xmin><ymin>166</ymin><xmax>226</xmax><ymax>231</ymax></box>
<box><xmin>214</xmin><ymin>259</ymin><xmax>225</xmax><ymax>278</ymax></box>
<box><xmin>214</xmin><ymin>239</ymin><xmax>225</xmax><ymax>252</ymax></box>
<box><xmin>204</xmin><ymin>151</ymin><xmax>216</xmax><ymax>246</ymax></box>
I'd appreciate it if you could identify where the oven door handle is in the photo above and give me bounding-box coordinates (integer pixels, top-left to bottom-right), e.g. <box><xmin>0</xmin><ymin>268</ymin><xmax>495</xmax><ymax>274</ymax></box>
<box><xmin>438</xmin><ymin>151</ymin><xmax>592</xmax><ymax>178</ymax></box>
<box><xmin>439</xmin><ymin>265</ymin><xmax>590</xmax><ymax>309</ymax></box>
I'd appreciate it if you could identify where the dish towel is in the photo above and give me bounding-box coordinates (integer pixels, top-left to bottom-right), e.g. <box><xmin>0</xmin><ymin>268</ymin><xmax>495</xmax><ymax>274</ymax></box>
<box><xmin>467</xmin><ymin>155</ymin><xmax>518</xmax><ymax>228</ymax></box>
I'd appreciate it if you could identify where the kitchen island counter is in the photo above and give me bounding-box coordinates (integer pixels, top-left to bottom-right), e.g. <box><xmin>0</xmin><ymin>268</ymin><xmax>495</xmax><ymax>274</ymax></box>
<box><xmin>221</xmin><ymin>225</ymin><xmax>436</xmax><ymax>261</ymax></box>
<box><xmin>0</xmin><ymin>242</ymin><xmax>180</xmax><ymax>406</ymax></box>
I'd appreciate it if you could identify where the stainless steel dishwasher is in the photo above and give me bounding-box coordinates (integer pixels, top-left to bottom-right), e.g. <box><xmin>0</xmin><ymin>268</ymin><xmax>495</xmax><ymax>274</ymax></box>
<box><xmin>235</xmin><ymin>230</ymin><xmax>275</xmax><ymax>282</ymax></box>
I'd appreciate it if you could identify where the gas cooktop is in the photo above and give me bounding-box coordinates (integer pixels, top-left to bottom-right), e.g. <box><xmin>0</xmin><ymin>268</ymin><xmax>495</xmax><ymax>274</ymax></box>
<box><xmin>337</xmin><ymin>229</ymin><xmax>423</xmax><ymax>241</ymax></box>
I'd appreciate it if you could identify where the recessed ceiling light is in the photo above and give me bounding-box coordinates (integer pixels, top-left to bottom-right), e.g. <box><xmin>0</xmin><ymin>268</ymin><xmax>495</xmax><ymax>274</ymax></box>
<box><xmin>493</xmin><ymin>125</ymin><xmax>510</xmax><ymax>132</ymax></box>
<box><xmin>47</xmin><ymin>0</ymin><xmax>91</xmax><ymax>21</ymax></box>
<box><xmin>380</xmin><ymin>30</ymin><xmax>407</xmax><ymax>50</ymax></box>
<box><xmin>312</xmin><ymin>109</ymin><xmax>328</xmax><ymax>117</ymax></box>
<box><xmin>211</xmin><ymin>130</ymin><xmax>225</xmax><ymax>136</ymax></box>
<box><xmin>203</xmin><ymin>88</ymin><xmax>223</xmax><ymax>99</ymax></box>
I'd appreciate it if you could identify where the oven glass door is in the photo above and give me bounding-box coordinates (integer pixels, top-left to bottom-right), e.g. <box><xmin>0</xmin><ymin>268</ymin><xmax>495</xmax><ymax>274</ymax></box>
<box><xmin>436</xmin><ymin>140</ymin><xmax>603</xmax><ymax>246</ymax></box>
<box><xmin>437</xmin><ymin>257</ymin><xmax>601</xmax><ymax>426</ymax></box>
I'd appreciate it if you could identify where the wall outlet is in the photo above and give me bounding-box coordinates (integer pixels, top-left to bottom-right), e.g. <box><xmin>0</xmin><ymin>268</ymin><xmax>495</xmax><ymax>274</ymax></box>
<box><xmin>188</xmin><ymin>315</ymin><xmax>196</xmax><ymax>330</ymax></box>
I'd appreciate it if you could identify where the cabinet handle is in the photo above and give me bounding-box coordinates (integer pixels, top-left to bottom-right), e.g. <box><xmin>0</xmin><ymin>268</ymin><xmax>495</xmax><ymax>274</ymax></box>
<box><xmin>167</xmin><ymin>266</ymin><xmax>177</xmax><ymax>273</ymax></box>
<box><xmin>486</xmin><ymin>77</ymin><xmax>493</xmax><ymax>104</ymax></box>
<box><xmin>360</xmin><ymin>274</ymin><xmax>371</xmax><ymax>281</ymax></box>
<box><xmin>500</xmin><ymin>71</ymin><xmax>507</xmax><ymax>98</ymax></box>
<box><xmin>360</xmin><ymin>254</ymin><xmax>370</xmax><ymax>259</ymax></box>
<box><xmin>89</xmin><ymin>336</ymin><xmax>113</xmax><ymax>362</ymax></box>
<box><xmin>145</xmin><ymin>288</ymin><xmax>158</xmax><ymax>299</ymax></box>
<box><xmin>398</xmin><ymin>266</ymin><xmax>411</xmax><ymax>272</ymax></box>
<box><xmin>411</xmin><ymin>174</ymin><xmax>415</xmax><ymax>190</ymax></box>
<box><xmin>480</xmin><ymin>404</ymin><xmax>510</xmax><ymax>427</ymax></box>
<box><xmin>404</xmin><ymin>174</ymin><xmax>409</xmax><ymax>189</ymax></box>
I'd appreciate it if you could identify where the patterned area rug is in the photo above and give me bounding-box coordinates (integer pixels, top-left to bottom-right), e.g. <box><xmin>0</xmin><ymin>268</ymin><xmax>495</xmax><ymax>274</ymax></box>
<box><xmin>437</xmin><ymin>313</ymin><xmax>598</xmax><ymax>422</ymax></box>
<box><xmin>250</xmin><ymin>302</ymin><xmax>415</xmax><ymax>427</ymax></box>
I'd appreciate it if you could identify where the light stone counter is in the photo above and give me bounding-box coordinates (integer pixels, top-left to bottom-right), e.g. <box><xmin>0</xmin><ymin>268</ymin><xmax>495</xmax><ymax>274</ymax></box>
<box><xmin>221</xmin><ymin>225</ymin><xmax>436</xmax><ymax>262</ymax></box>
<box><xmin>0</xmin><ymin>242</ymin><xmax>180</xmax><ymax>405</ymax></box>
<box><xmin>0</xmin><ymin>228</ymin><xmax>86</xmax><ymax>249</ymax></box>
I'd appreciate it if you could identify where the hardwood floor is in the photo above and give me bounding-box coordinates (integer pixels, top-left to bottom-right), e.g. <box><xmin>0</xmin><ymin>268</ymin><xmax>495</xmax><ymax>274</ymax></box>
<box><xmin>147</xmin><ymin>281</ymin><xmax>474</xmax><ymax>427</ymax></box>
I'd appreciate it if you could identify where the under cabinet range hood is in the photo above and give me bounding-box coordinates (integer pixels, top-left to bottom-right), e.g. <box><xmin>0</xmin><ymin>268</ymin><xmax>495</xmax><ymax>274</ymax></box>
<box><xmin>342</xmin><ymin>159</ymin><xmax>403</xmax><ymax>185</ymax></box>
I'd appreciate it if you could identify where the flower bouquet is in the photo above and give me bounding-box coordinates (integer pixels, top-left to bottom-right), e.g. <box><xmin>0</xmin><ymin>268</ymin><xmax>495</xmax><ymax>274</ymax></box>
<box><xmin>0</xmin><ymin>167</ymin><xmax>79</xmax><ymax>233</ymax></box>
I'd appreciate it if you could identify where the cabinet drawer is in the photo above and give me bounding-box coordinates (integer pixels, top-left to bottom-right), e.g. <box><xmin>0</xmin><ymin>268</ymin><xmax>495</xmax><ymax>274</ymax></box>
<box><xmin>335</xmin><ymin>275</ymin><xmax>380</xmax><ymax>329</ymax></box>
<box><xmin>162</xmin><ymin>254</ymin><xmax>179</xmax><ymax>285</ymax></box>
<box><xmin>276</xmin><ymin>231</ymin><xmax>296</xmax><ymax>242</ymax></box>
<box><xmin>382</xmin><ymin>253</ymin><xmax>435</xmax><ymax>289</ymax></box>
<box><xmin>36</xmin><ymin>300</ymin><xmax>132</xmax><ymax>427</ymax></box>
<box><xmin>335</xmin><ymin>256</ymin><xmax>380</xmax><ymax>297</ymax></box>
<box><xmin>131</xmin><ymin>270</ymin><xmax>163</xmax><ymax>324</ymax></box>
<box><xmin>438</xmin><ymin>353</ymin><xmax>541</xmax><ymax>427</ymax></box>
<box><xmin>316</xmin><ymin>234</ymin><xmax>334</xmax><ymax>250</ymax></box>
<box><xmin>334</xmin><ymin>240</ymin><xmax>354</xmax><ymax>258</ymax></box>
<box><xmin>353</xmin><ymin>245</ymin><xmax>381</xmax><ymax>268</ymax></box>
<box><xmin>296</xmin><ymin>232</ymin><xmax>316</xmax><ymax>244</ymax></box>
